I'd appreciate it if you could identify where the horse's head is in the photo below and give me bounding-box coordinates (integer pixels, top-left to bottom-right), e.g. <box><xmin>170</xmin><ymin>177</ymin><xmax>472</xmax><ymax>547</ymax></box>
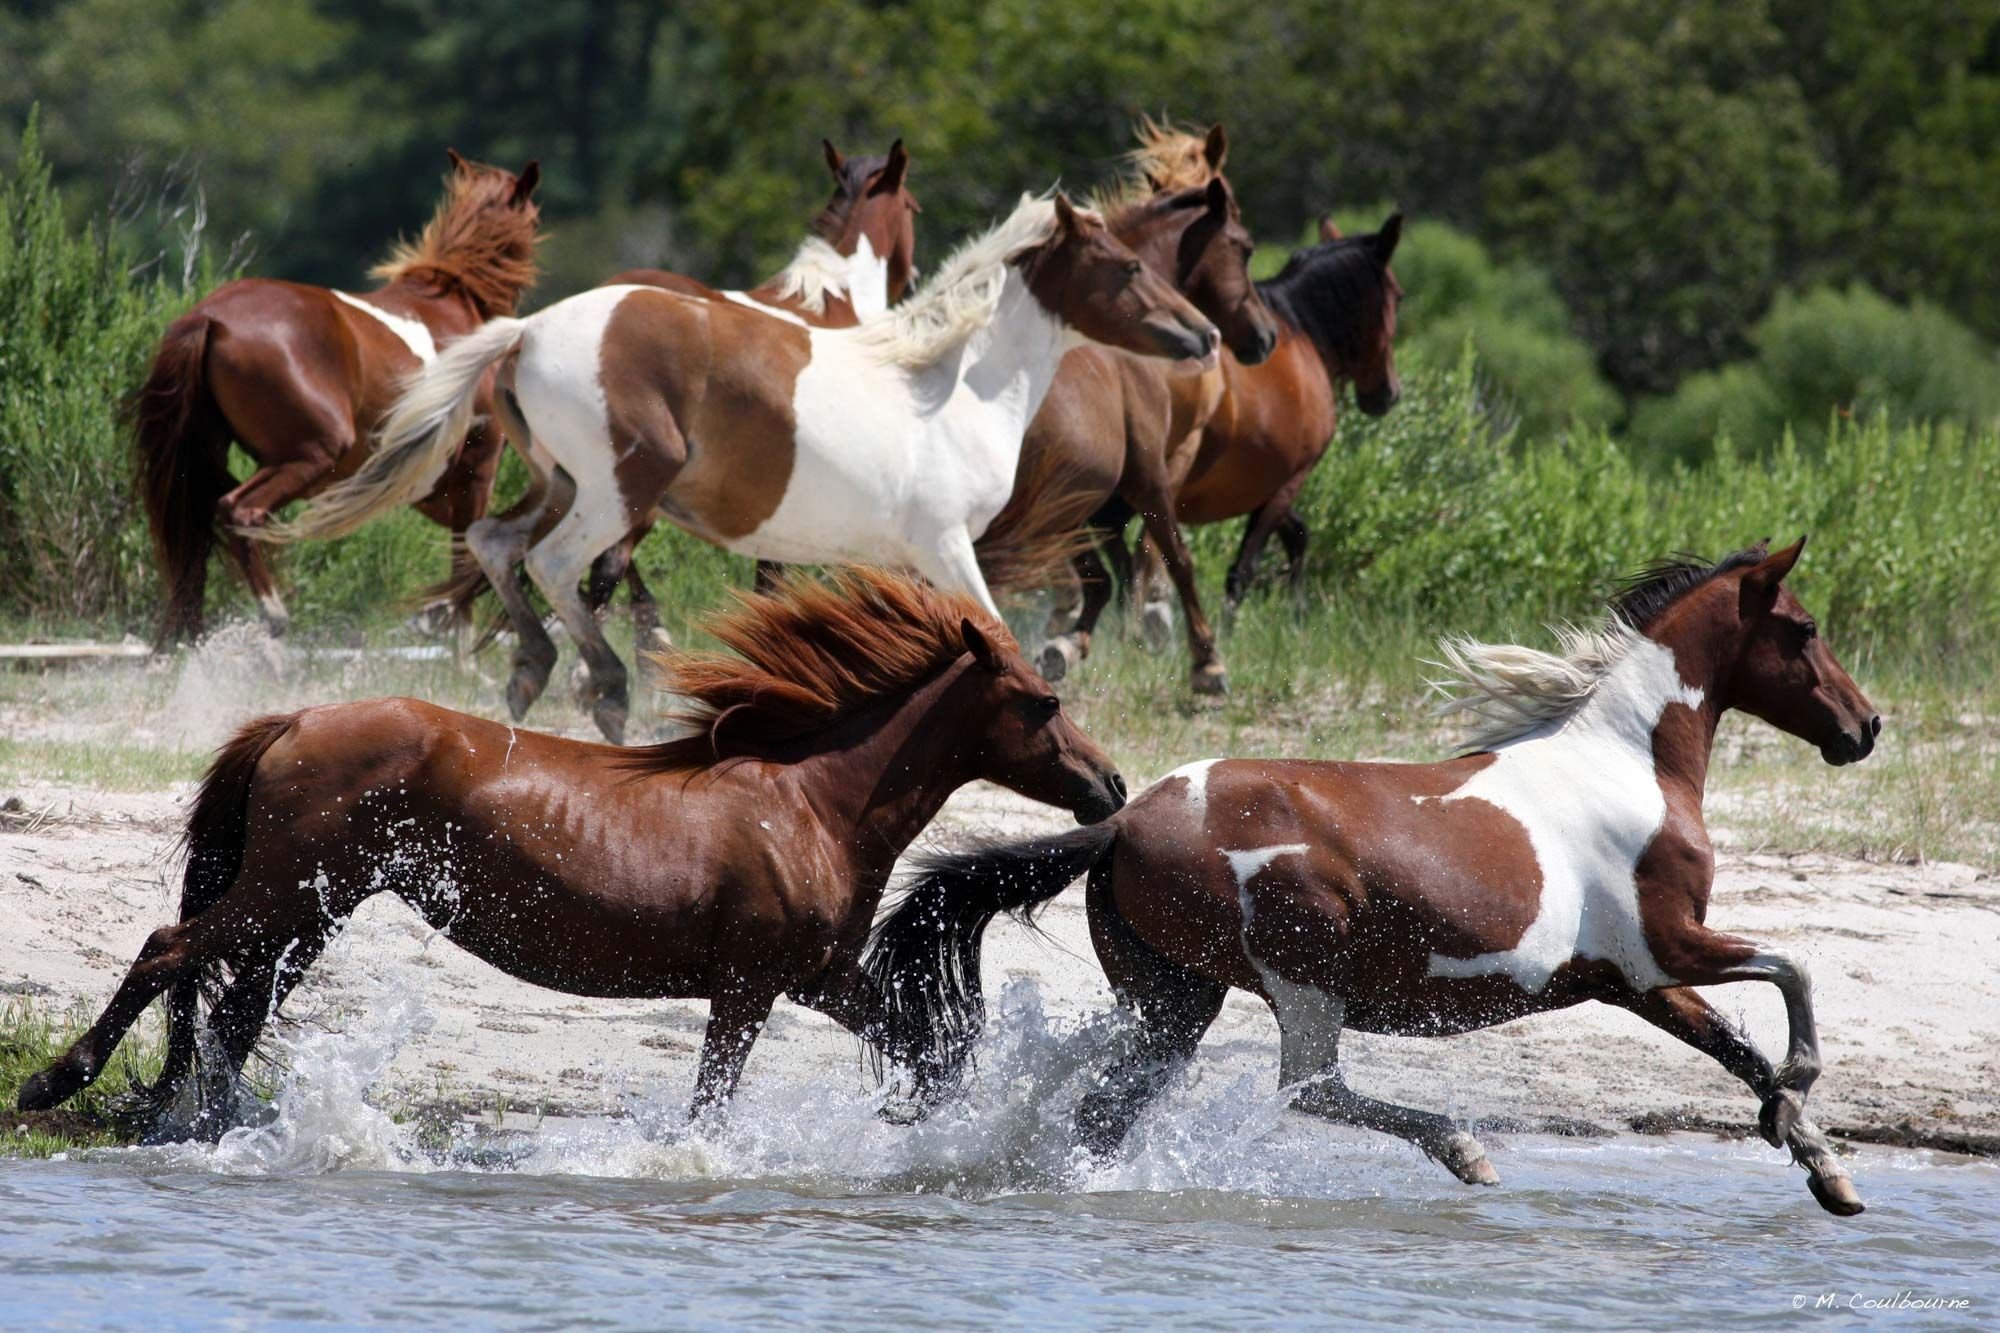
<box><xmin>1713</xmin><ymin>539</ymin><xmax>1880</xmax><ymax>765</ymax></box>
<box><xmin>1117</xmin><ymin>171</ymin><xmax>1279</xmax><ymax>366</ymax></box>
<box><xmin>819</xmin><ymin>138</ymin><xmax>921</xmax><ymax>303</ymax></box>
<box><xmin>954</xmin><ymin>618</ymin><xmax>1126</xmax><ymax>824</ymax></box>
<box><xmin>445</xmin><ymin>147</ymin><xmax>542</xmax><ymax>225</ymax></box>
<box><xmin>1018</xmin><ymin>194</ymin><xmax>1219</xmax><ymax>371</ymax></box>
<box><xmin>1346</xmin><ymin>213</ymin><xmax>1403</xmax><ymax>415</ymax></box>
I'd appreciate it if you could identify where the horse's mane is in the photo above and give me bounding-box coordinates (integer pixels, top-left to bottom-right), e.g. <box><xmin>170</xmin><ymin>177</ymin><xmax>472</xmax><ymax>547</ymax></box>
<box><xmin>626</xmin><ymin>568</ymin><xmax>1014</xmax><ymax>775</ymax></box>
<box><xmin>811</xmin><ymin>149</ymin><xmax>892</xmax><ymax>242</ymax></box>
<box><xmin>765</xmin><ymin>236</ymin><xmax>851</xmax><ymax>315</ymax></box>
<box><xmin>1429</xmin><ymin>547</ymin><xmax>1767</xmax><ymax>749</ymax></box>
<box><xmin>369</xmin><ymin>162</ymin><xmax>541</xmax><ymax>316</ymax></box>
<box><xmin>1257</xmin><ymin>232</ymin><xmax>1394</xmax><ymax>367</ymax></box>
<box><xmin>1091</xmin><ymin>117</ymin><xmax>1217</xmax><ymax>215</ymax></box>
<box><xmin>855</xmin><ymin>193</ymin><xmax>1081</xmax><ymax>369</ymax></box>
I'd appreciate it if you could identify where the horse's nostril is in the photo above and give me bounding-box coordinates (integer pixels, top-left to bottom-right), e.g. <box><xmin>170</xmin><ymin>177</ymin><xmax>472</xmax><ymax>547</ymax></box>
<box><xmin>1869</xmin><ymin>714</ymin><xmax>1882</xmax><ymax>738</ymax></box>
<box><xmin>1109</xmin><ymin>772</ymin><xmax>1128</xmax><ymax>801</ymax></box>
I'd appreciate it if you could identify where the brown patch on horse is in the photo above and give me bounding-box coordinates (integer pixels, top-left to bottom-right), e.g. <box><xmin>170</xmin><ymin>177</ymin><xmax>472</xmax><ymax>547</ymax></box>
<box><xmin>371</xmin><ymin>157</ymin><xmax>544</xmax><ymax>317</ymax></box>
<box><xmin>632</xmin><ymin>568</ymin><xmax>1012</xmax><ymax>772</ymax></box>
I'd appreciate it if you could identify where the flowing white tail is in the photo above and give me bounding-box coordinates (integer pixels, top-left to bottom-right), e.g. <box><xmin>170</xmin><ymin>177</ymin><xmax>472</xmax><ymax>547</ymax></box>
<box><xmin>265</xmin><ymin>317</ymin><xmax>526</xmax><ymax>543</ymax></box>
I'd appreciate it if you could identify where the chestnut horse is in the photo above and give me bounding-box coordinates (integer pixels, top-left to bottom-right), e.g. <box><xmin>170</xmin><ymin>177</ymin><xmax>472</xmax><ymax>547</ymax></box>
<box><xmin>132</xmin><ymin>152</ymin><xmax>542</xmax><ymax>642</ymax></box>
<box><xmin>1175</xmin><ymin>214</ymin><xmax>1403</xmax><ymax>611</ymax></box>
<box><xmin>979</xmin><ymin>123</ymin><xmax>1279</xmax><ymax>695</ymax></box>
<box><xmin>452</xmin><ymin>139</ymin><xmax>922</xmax><ymax>642</ymax></box>
<box><xmin>277</xmin><ymin>193</ymin><xmax>1221</xmax><ymax>743</ymax></box>
<box><xmin>16</xmin><ymin>570</ymin><xmax>1125</xmax><ymax>1136</ymax></box>
<box><xmin>869</xmin><ymin>540</ymin><xmax>1882</xmax><ymax>1216</ymax></box>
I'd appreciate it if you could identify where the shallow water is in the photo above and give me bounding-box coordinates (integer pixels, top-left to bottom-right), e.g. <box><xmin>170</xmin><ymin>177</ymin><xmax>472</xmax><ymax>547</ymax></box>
<box><xmin>4</xmin><ymin>970</ymin><xmax>1995</xmax><ymax>1329</ymax></box>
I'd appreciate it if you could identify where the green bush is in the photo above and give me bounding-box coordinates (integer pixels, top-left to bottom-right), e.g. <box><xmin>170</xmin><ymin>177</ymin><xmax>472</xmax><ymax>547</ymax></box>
<box><xmin>1631</xmin><ymin>284</ymin><xmax>2000</xmax><ymax>464</ymax></box>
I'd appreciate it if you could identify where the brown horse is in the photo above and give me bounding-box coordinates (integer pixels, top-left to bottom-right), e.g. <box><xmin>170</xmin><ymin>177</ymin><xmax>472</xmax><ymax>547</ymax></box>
<box><xmin>16</xmin><ymin>570</ymin><xmax>1124</xmax><ymax>1136</ymax></box>
<box><xmin>279</xmin><ymin>193</ymin><xmax>1222</xmax><ymax>743</ymax></box>
<box><xmin>1176</xmin><ymin>213</ymin><xmax>1403</xmax><ymax>611</ymax></box>
<box><xmin>452</xmin><ymin>139</ymin><xmax>922</xmax><ymax>641</ymax></box>
<box><xmin>979</xmin><ymin>123</ymin><xmax>1278</xmax><ymax>695</ymax></box>
<box><xmin>133</xmin><ymin>151</ymin><xmax>543</xmax><ymax>642</ymax></box>
<box><xmin>869</xmin><ymin>540</ymin><xmax>1882</xmax><ymax>1216</ymax></box>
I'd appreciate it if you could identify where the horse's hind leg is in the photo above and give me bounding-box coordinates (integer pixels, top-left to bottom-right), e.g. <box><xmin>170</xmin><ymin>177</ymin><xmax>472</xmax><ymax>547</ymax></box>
<box><xmin>1074</xmin><ymin>875</ymin><xmax>1226</xmax><ymax>1155</ymax></box>
<box><xmin>15</xmin><ymin>914</ymin><xmax>234</xmax><ymax>1111</ymax></box>
<box><xmin>1617</xmin><ymin>986</ymin><xmax>1862</xmax><ymax>1216</ymax></box>
<box><xmin>1266</xmin><ymin>978</ymin><xmax>1499</xmax><ymax>1185</ymax></box>
<box><xmin>467</xmin><ymin>474</ymin><xmax>568</xmax><ymax>720</ymax></box>
<box><xmin>1223</xmin><ymin>467</ymin><xmax>1312</xmax><ymax>616</ymax></box>
<box><xmin>523</xmin><ymin>496</ymin><xmax>644</xmax><ymax>743</ymax></box>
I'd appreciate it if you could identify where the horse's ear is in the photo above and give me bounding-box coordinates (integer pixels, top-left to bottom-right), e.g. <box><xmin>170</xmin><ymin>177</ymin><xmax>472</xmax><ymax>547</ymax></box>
<box><xmin>870</xmin><ymin>138</ymin><xmax>909</xmax><ymax>195</ymax></box>
<box><xmin>961</xmin><ymin>618</ymin><xmax>1004</xmax><ymax>673</ymax></box>
<box><xmin>1203</xmin><ymin>123</ymin><xmax>1229</xmax><ymax>171</ymax></box>
<box><xmin>446</xmin><ymin>148</ymin><xmax>471</xmax><ymax>174</ymax></box>
<box><xmin>1053</xmin><ymin>192</ymin><xmax>1084</xmax><ymax>236</ymax></box>
<box><xmin>1203</xmin><ymin>176</ymin><xmax>1229</xmax><ymax>214</ymax></box>
<box><xmin>823</xmin><ymin>139</ymin><xmax>845</xmax><ymax>181</ymax></box>
<box><xmin>1318</xmin><ymin>215</ymin><xmax>1343</xmax><ymax>243</ymax></box>
<box><xmin>1741</xmin><ymin>536</ymin><xmax>1806</xmax><ymax>608</ymax></box>
<box><xmin>1374</xmin><ymin>213</ymin><xmax>1404</xmax><ymax>264</ymax></box>
<box><xmin>512</xmin><ymin>161</ymin><xmax>541</xmax><ymax>202</ymax></box>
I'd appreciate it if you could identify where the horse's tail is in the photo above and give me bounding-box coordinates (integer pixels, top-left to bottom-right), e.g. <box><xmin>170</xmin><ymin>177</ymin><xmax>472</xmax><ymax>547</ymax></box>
<box><xmin>861</xmin><ymin>819</ymin><xmax>1121</xmax><ymax>1107</ymax></box>
<box><xmin>145</xmin><ymin>712</ymin><xmax>301</xmax><ymax>1108</ymax></box>
<box><xmin>972</xmin><ymin>443</ymin><xmax>1100</xmax><ymax>598</ymax></box>
<box><xmin>130</xmin><ymin>314</ymin><xmax>229</xmax><ymax>645</ymax></box>
<box><xmin>268</xmin><ymin>317</ymin><xmax>525</xmax><ymax>543</ymax></box>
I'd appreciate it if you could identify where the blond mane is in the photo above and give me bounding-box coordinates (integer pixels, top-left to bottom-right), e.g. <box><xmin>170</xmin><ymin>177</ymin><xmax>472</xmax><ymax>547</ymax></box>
<box><xmin>766</xmin><ymin>236</ymin><xmax>851</xmax><ymax>314</ymax></box>
<box><xmin>1428</xmin><ymin>620</ymin><xmax>1643</xmax><ymax>750</ymax></box>
<box><xmin>628</xmin><ymin>569</ymin><xmax>1015</xmax><ymax>774</ymax></box>
<box><xmin>369</xmin><ymin>162</ymin><xmax>541</xmax><ymax>315</ymax></box>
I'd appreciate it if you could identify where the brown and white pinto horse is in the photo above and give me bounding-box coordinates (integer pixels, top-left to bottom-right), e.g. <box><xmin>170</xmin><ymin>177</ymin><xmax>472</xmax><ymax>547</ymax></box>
<box><xmin>16</xmin><ymin>570</ymin><xmax>1124</xmax><ymax>1136</ymax></box>
<box><xmin>279</xmin><ymin>193</ymin><xmax>1221</xmax><ymax>743</ymax></box>
<box><xmin>1174</xmin><ymin>214</ymin><xmax>1403</xmax><ymax>611</ymax></box>
<box><xmin>452</xmin><ymin>139</ymin><xmax>922</xmax><ymax>641</ymax></box>
<box><xmin>978</xmin><ymin>123</ymin><xmax>1279</xmax><ymax>694</ymax></box>
<box><xmin>869</xmin><ymin>540</ymin><xmax>1882</xmax><ymax>1216</ymax></box>
<box><xmin>133</xmin><ymin>152</ymin><xmax>542</xmax><ymax>642</ymax></box>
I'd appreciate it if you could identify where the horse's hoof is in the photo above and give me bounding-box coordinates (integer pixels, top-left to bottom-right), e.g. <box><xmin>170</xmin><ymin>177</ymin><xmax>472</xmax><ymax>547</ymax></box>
<box><xmin>593</xmin><ymin>698</ymin><xmax>629</xmax><ymax>746</ymax></box>
<box><xmin>877</xmin><ymin>1097</ymin><xmax>927</xmax><ymax>1127</ymax></box>
<box><xmin>1190</xmin><ymin>662</ymin><xmax>1230</xmax><ymax>696</ymax></box>
<box><xmin>1807</xmin><ymin>1171</ymin><xmax>1866</xmax><ymax>1217</ymax></box>
<box><xmin>1139</xmin><ymin>601</ymin><xmax>1175</xmax><ymax>653</ymax></box>
<box><xmin>640</xmin><ymin>627</ymin><xmax>674</xmax><ymax>656</ymax></box>
<box><xmin>1760</xmin><ymin>1089</ymin><xmax>1805</xmax><ymax>1148</ymax></box>
<box><xmin>1438</xmin><ymin>1132</ymin><xmax>1501</xmax><ymax>1186</ymax></box>
<box><xmin>16</xmin><ymin>1061</ymin><xmax>79</xmax><ymax>1112</ymax></box>
<box><xmin>1038</xmin><ymin>637</ymin><xmax>1080</xmax><ymax>683</ymax></box>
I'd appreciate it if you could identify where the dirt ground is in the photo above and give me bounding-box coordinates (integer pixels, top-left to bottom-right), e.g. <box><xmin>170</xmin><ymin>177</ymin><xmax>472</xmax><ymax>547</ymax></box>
<box><xmin>4</xmin><ymin>759</ymin><xmax>1995</xmax><ymax>1160</ymax></box>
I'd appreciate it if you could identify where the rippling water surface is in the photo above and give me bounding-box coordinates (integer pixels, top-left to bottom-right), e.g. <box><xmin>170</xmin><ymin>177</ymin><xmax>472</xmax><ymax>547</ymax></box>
<box><xmin>4</xmin><ymin>967</ymin><xmax>1994</xmax><ymax>1329</ymax></box>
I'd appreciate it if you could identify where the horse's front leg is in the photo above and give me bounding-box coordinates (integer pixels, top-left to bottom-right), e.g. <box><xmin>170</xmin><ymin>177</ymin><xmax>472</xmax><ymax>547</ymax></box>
<box><xmin>690</xmin><ymin>985</ymin><xmax>778</xmax><ymax>1121</ymax></box>
<box><xmin>1653</xmin><ymin>927</ymin><xmax>1824</xmax><ymax>1147</ymax></box>
<box><xmin>1616</xmin><ymin>986</ymin><xmax>1861</xmax><ymax>1216</ymax></box>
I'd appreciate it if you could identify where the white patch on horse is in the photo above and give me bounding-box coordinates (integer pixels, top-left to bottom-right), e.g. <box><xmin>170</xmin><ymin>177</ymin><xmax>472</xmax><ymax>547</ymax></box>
<box><xmin>842</xmin><ymin>234</ymin><xmax>890</xmax><ymax>319</ymax></box>
<box><xmin>1225</xmin><ymin>842</ymin><xmax>1338</xmax><ymax>1083</ymax></box>
<box><xmin>1159</xmin><ymin>757</ymin><xmax>1222</xmax><ymax>823</ymax></box>
<box><xmin>1425</xmin><ymin>635</ymin><xmax>1703</xmax><ymax>992</ymax></box>
<box><xmin>334</xmin><ymin>291</ymin><xmax>437</xmax><ymax>362</ymax></box>
<box><xmin>722</xmin><ymin>290</ymin><xmax>810</xmax><ymax>328</ymax></box>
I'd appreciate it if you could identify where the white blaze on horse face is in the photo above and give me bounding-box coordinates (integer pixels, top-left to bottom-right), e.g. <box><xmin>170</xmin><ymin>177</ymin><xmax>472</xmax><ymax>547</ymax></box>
<box><xmin>1425</xmin><ymin>636</ymin><xmax>1704</xmax><ymax>992</ymax></box>
<box><xmin>335</xmin><ymin>291</ymin><xmax>438</xmax><ymax>362</ymax></box>
<box><xmin>742</xmin><ymin>269</ymin><xmax>1066</xmax><ymax>583</ymax></box>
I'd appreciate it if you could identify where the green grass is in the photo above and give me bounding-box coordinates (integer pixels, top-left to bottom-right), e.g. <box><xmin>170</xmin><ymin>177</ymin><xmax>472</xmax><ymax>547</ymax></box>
<box><xmin>0</xmin><ymin>998</ymin><xmax>164</xmax><ymax>1157</ymax></box>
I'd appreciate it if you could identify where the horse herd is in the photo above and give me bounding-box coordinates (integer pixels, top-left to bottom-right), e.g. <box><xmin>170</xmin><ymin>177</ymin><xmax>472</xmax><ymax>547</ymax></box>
<box><xmin>28</xmin><ymin>129</ymin><xmax>1884</xmax><ymax>1220</ymax></box>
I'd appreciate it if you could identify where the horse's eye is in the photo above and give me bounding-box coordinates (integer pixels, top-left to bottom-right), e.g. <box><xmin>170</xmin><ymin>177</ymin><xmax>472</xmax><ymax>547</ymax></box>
<box><xmin>1123</xmin><ymin>260</ymin><xmax>1142</xmax><ymax>277</ymax></box>
<box><xmin>1039</xmin><ymin>695</ymin><xmax>1061</xmax><ymax>716</ymax></box>
<box><xmin>1799</xmin><ymin>620</ymin><xmax>1818</xmax><ymax>641</ymax></box>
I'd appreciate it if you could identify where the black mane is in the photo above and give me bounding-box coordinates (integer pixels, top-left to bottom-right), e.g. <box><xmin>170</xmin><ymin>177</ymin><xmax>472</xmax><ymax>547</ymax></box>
<box><xmin>1256</xmin><ymin>233</ymin><xmax>1391</xmax><ymax>364</ymax></box>
<box><xmin>1609</xmin><ymin>546</ymin><xmax>1769</xmax><ymax>630</ymax></box>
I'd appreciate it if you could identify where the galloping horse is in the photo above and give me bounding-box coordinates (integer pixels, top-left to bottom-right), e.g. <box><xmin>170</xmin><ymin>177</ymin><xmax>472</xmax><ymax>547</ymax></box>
<box><xmin>447</xmin><ymin>139</ymin><xmax>922</xmax><ymax>642</ymax></box>
<box><xmin>1175</xmin><ymin>214</ymin><xmax>1403</xmax><ymax>611</ymax></box>
<box><xmin>16</xmin><ymin>570</ymin><xmax>1125</xmax><ymax>1135</ymax></box>
<box><xmin>978</xmin><ymin>123</ymin><xmax>1279</xmax><ymax>695</ymax></box>
<box><xmin>868</xmin><ymin>540</ymin><xmax>1881</xmax><ymax>1216</ymax></box>
<box><xmin>276</xmin><ymin>193</ymin><xmax>1222</xmax><ymax>743</ymax></box>
<box><xmin>133</xmin><ymin>152</ymin><xmax>542</xmax><ymax>642</ymax></box>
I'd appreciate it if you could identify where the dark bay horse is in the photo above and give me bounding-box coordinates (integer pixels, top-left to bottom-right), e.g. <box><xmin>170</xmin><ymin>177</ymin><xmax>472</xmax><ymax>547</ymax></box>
<box><xmin>133</xmin><ymin>152</ymin><xmax>542</xmax><ymax>642</ymax></box>
<box><xmin>1175</xmin><ymin>214</ymin><xmax>1403</xmax><ymax>611</ymax></box>
<box><xmin>17</xmin><ymin>570</ymin><xmax>1124</xmax><ymax>1134</ymax></box>
<box><xmin>869</xmin><ymin>540</ymin><xmax>1882</xmax><ymax>1216</ymax></box>
<box><xmin>279</xmin><ymin>193</ymin><xmax>1222</xmax><ymax>743</ymax></box>
<box><xmin>978</xmin><ymin>123</ymin><xmax>1278</xmax><ymax>696</ymax></box>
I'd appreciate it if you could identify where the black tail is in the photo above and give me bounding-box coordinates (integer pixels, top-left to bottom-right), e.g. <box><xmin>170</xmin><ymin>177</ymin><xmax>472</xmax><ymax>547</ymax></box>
<box><xmin>130</xmin><ymin>314</ymin><xmax>229</xmax><ymax>646</ymax></box>
<box><xmin>862</xmin><ymin>820</ymin><xmax>1120</xmax><ymax>1107</ymax></box>
<box><xmin>144</xmin><ymin>713</ymin><xmax>299</xmax><ymax>1111</ymax></box>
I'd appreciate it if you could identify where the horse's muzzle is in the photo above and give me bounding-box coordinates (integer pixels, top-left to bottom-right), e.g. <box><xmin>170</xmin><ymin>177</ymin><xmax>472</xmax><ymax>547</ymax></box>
<box><xmin>1076</xmin><ymin>770</ymin><xmax>1128</xmax><ymax>824</ymax></box>
<box><xmin>1822</xmin><ymin>713</ymin><xmax>1881</xmax><ymax>766</ymax></box>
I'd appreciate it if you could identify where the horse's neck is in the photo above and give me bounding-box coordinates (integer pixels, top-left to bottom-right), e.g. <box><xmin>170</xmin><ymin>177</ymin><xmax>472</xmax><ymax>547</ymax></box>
<box><xmin>1497</xmin><ymin>632</ymin><xmax>1718</xmax><ymax>804</ymax></box>
<box><xmin>940</xmin><ymin>270</ymin><xmax>1068</xmax><ymax>427</ymax></box>
<box><xmin>366</xmin><ymin>273</ymin><xmax>481</xmax><ymax>323</ymax></box>
<box><xmin>795</xmin><ymin>664</ymin><xmax>980</xmax><ymax>869</ymax></box>
<box><xmin>750</xmin><ymin>235</ymin><xmax>889</xmax><ymax>321</ymax></box>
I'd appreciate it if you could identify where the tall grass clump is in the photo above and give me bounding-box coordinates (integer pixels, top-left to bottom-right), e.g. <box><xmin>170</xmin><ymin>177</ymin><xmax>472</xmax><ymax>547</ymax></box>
<box><xmin>0</xmin><ymin>112</ymin><xmax>206</xmax><ymax>630</ymax></box>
